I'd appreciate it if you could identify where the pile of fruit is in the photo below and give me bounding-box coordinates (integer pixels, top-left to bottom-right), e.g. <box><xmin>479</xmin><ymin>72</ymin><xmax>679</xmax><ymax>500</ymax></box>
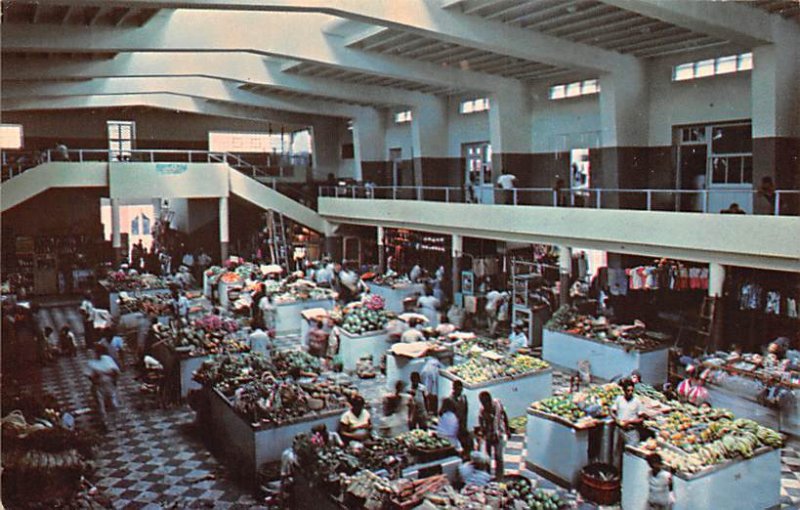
<box><xmin>399</xmin><ymin>429</ymin><xmax>453</xmax><ymax>451</ymax></box>
<box><xmin>446</xmin><ymin>354</ymin><xmax>550</xmax><ymax>384</ymax></box>
<box><xmin>531</xmin><ymin>384</ymin><xmax>623</xmax><ymax>424</ymax></box>
<box><xmin>154</xmin><ymin>323</ymin><xmax>249</xmax><ymax>357</ymax></box>
<box><xmin>101</xmin><ymin>272</ymin><xmax>168</xmax><ymax>292</ymax></box>
<box><xmin>118</xmin><ymin>292</ymin><xmax>173</xmax><ymax>315</ymax></box>
<box><xmin>193</xmin><ymin>352</ymin><xmax>274</xmax><ymax>389</ymax></box>
<box><xmin>271</xmin><ymin>350</ymin><xmax>321</xmax><ymax>375</ymax></box>
<box><xmin>545</xmin><ymin>305</ymin><xmax>666</xmax><ymax>350</ymax></box>
<box><xmin>336</xmin><ymin>303</ymin><xmax>390</xmax><ymax>335</ymax></box>
<box><xmin>293</xmin><ymin>434</ymin><xmax>410</xmax><ymax>484</ymax></box>
<box><xmin>193</xmin><ymin>314</ymin><xmax>240</xmax><ymax>333</ymax></box>
<box><xmin>231</xmin><ymin>378</ymin><xmax>348</xmax><ymax>425</ymax></box>
<box><xmin>454</xmin><ymin>337</ymin><xmax>498</xmax><ymax>357</ymax></box>
<box><xmin>501</xmin><ymin>478</ymin><xmax>565</xmax><ymax>510</ymax></box>
<box><xmin>642</xmin><ymin>404</ymin><xmax>784</xmax><ymax>474</ymax></box>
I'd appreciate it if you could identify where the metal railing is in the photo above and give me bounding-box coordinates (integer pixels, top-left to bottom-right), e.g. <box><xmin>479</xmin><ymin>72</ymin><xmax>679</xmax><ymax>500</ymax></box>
<box><xmin>318</xmin><ymin>185</ymin><xmax>800</xmax><ymax>216</ymax></box>
<box><xmin>0</xmin><ymin>148</ymin><xmax>310</xmax><ymax>181</ymax></box>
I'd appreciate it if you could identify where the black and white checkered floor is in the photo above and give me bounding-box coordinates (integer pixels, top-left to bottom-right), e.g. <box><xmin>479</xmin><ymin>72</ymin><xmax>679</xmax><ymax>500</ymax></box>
<box><xmin>29</xmin><ymin>304</ymin><xmax>800</xmax><ymax>509</ymax></box>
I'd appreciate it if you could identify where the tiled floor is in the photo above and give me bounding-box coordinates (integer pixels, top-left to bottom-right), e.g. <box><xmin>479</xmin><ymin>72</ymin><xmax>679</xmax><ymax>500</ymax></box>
<box><xmin>23</xmin><ymin>303</ymin><xmax>800</xmax><ymax>509</ymax></box>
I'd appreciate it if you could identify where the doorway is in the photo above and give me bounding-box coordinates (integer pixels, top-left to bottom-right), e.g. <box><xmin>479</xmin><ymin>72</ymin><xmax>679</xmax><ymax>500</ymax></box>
<box><xmin>463</xmin><ymin>142</ymin><xmax>492</xmax><ymax>204</ymax></box>
<box><xmin>107</xmin><ymin>120</ymin><xmax>136</xmax><ymax>161</ymax></box>
<box><xmin>570</xmin><ymin>148</ymin><xmax>590</xmax><ymax>206</ymax></box>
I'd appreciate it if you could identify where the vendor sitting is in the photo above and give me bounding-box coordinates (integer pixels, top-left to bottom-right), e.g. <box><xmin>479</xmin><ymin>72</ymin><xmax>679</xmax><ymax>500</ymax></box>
<box><xmin>339</xmin><ymin>394</ymin><xmax>372</xmax><ymax>443</ymax></box>
<box><xmin>458</xmin><ymin>451</ymin><xmax>493</xmax><ymax>488</ymax></box>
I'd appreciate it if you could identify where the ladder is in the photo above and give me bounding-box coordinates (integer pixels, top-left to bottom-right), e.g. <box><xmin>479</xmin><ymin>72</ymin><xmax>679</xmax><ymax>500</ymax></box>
<box><xmin>266</xmin><ymin>209</ymin><xmax>290</xmax><ymax>271</ymax></box>
<box><xmin>678</xmin><ymin>296</ymin><xmax>718</xmax><ymax>356</ymax></box>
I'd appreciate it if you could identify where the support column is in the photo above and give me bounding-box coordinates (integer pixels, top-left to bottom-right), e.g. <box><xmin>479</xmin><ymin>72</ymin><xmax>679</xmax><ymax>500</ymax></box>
<box><xmin>489</xmin><ymin>83</ymin><xmax>533</xmax><ymax>177</ymax></box>
<box><xmin>598</xmin><ymin>62</ymin><xmax>649</xmax><ymax>209</ymax></box>
<box><xmin>352</xmin><ymin>107</ymin><xmax>387</xmax><ymax>184</ymax></box>
<box><xmin>751</xmin><ymin>26</ymin><xmax>800</xmax><ymax>214</ymax></box>
<box><xmin>219</xmin><ymin>196</ymin><xmax>229</xmax><ymax>262</ymax></box>
<box><xmin>411</xmin><ymin>96</ymin><xmax>450</xmax><ymax>193</ymax></box>
<box><xmin>377</xmin><ymin>226</ymin><xmax>385</xmax><ymax>274</ymax></box>
<box><xmin>708</xmin><ymin>263</ymin><xmax>726</xmax><ymax>298</ymax></box>
<box><xmin>452</xmin><ymin>234</ymin><xmax>463</xmax><ymax>298</ymax></box>
<box><xmin>111</xmin><ymin>198</ymin><xmax>122</xmax><ymax>265</ymax></box>
<box><xmin>559</xmin><ymin>245</ymin><xmax>572</xmax><ymax>307</ymax></box>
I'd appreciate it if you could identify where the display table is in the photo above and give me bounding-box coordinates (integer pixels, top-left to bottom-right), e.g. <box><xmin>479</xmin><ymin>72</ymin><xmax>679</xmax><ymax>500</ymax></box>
<box><xmin>368</xmin><ymin>283</ymin><xmax>424</xmax><ymax>313</ymax></box>
<box><xmin>336</xmin><ymin>327</ymin><xmax>391</xmax><ymax>372</ymax></box>
<box><xmin>204</xmin><ymin>387</ymin><xmax>344</xmax><ymax>484</ymax></box>
<box><xmin>622</xmin><ymin>445</ymin><xmax>781</xmax><ymax>510</ymax></box>
<box><xmin>525</xmin><ymin>408</ymin><xmax>600</xmax><ymax>488</ymax></box>
<box><xmin>542</xmin><ymin>329</ymin><xmax>669</xmax><ymax>384</ymax></box>
<box><xmin>274</xmin><ymin>298</ymin><xmax>336</xmax><ymax>336</ymax></box>
<box><xmin>151</xmin><ymin>343</ymin><xmax>210</xmax><ymax>398</ymax></box>
<box><xmin>438</xmin><ymin>367</ymin><xmax>553</xmax><ymax>429</ymax></box>
<box><xmin>385</xmin><ymin>351</ymin><xmax>454</xmax><ymax>391</ymax></box>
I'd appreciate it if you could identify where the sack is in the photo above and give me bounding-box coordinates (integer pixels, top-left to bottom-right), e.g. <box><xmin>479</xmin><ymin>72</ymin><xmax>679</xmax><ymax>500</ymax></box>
<box><xmin>578</xmin><ymin>359</ymin><xmax>592</xmax><ymax>384</ymax></box>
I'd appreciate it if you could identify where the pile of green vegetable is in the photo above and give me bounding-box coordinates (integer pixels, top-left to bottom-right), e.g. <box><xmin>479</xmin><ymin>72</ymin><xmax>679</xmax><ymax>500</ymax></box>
<box><xmin>336</xmin><ymin>304</ymin><xmax>390</xmax><ymax>335</ymax></box>
<box><xmin>446</xmin><ymin>354</ymin><xmax>549</xmax><ymax>384</ymax></box>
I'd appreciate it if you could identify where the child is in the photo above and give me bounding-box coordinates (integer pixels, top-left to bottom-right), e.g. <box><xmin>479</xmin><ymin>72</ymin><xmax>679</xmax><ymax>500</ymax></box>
<box><xmin>647</xmin><ymin>452</ymin><xmax>673</xmax><ymax>510</ymax></box>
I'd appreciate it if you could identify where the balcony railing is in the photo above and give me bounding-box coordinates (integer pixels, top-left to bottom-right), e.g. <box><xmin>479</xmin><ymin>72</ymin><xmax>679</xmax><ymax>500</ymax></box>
<box><xmin>318</xmin><ymin>185</ymin><xmax>799</xmax><ymax>216</ymax></box>
<box><xmin>0</xmin><ymin>148</ymin><xmax>310</xmax><ymax>181</ymax></box>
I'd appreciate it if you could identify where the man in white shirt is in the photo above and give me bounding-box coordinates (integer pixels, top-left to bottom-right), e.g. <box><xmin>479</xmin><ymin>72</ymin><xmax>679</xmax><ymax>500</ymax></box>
<box><xmin>409</xmin><ymin>264</ymin><xmax>423</xmax><ymax>283</ymax></box>
<box><xmin>496</xmin><ymin>170</ymin><xmax>517</xmax><ymax>205</ymax></box>
<box><xmin>611</xmin><ymin>379</ymin><xmax>645</xmax><ymax>465</ymax></box>
<box><xmin>508</xmin><ymin>321</ymin><xmax>528</xmax><ymax>354</ymax></box>
<box><xmin>80</xmin><ymin>293</ymin><xmax>96</xmax><ymax>350</ymax></box>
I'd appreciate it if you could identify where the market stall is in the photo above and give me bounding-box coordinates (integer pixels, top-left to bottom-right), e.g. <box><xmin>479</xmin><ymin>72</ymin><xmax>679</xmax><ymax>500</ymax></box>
<box><xmin>438</xmin><ymin>352</ymin><xmax>553</xmax><ymax>428</ymax></box>
<box><xmin>332</xmin><ymin>296</ymin><xmax>393</xmax><ymax>372</ymax></box>
<box><xmin>367</xmin><ymin>279</ymin><xmax>424</xmax><ymax>313</ymax></box>
<box><xmin>98</xmin><ymin>273</ymin><xmax>170</xmax><ymax>318</ymax></box>
<box><xmin>385</xmin><ymin>342</ymin><xmax>454</xmax><ymax>391</ymax></box>
<box><xmin>701</xmin><ymin>353</ymin><xmax>800</xmax><ymax>436</ymax></box>
<box><xmin>622</xmin><ymin>403</ymin><xmax>783</xmax><ymax>510</ymax></box>
<box><xmin>193</xmin><ymin>353</ymin><xmax>352</xmax><ymax>484</ymax></box>
<box><xmin>543</xmin><ymin>306</ymin><xmax>670</xmax><ymax>384</ymax></box>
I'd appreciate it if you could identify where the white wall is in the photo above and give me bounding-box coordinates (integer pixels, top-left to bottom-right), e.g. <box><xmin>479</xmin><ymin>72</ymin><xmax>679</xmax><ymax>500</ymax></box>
<box><xmin>530</xmin><ymin>85</ymin><xmax>601</xmax><ymax>153</ymax></box>
<box><xmin>384</xmin><ymin>110</ymin><xmax>413</xmax><ymax>159</ymax></box>
<box><xmin>447</xmin><ymin>95</ymin><xmax>490</xmax><ymax>156</ymax></box>
<box><xmin>648</xmin><ymin>51</ymin><xmax>752</xmax><ymax>146</ymax></box>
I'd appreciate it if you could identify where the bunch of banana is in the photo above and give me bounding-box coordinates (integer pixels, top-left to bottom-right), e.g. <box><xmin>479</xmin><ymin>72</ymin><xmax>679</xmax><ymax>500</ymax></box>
<box><xmin>757</xmin><ymin>426</ymin><xmax>784</xmax><ymax>448</ymax></box>
<box><xmin>734</xmin><ymin>418</ymin><xmax>760</xmax><ymax>433</ymax></box>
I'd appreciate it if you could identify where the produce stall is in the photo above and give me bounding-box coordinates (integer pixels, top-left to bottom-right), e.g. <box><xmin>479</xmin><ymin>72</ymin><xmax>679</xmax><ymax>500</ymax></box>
<box><xmin>385</xmin><ymin>342</ymin><xmax>454</xmax><ymax>391</ymax></box>
<box><xmin>622</xmin><ymin>403</ymin><xmax>783</xmax><ymax>510</ymax></box>
<box><xmin>526</xmin><ymin>383</ymin><xmax>669</xmax><ymax>487</ymax></box>
<box><xmin>438</xmin><ymin>353</ymin><xmax>553</xmax><ymax>429</ymax></box>
<box><xmin>367</xmin><ymin>280</ymin><xmax>424</xmax><ymax>313</ymax></box>
<box><xmin>99</xmin><ymin>273</ymin><xmax>170</xmax><ymax>318</ymax></box>
<box><xmin>274</xmin><ymin>297</ymin><xmax>336</xmax><ymax>336</ymax></box>
<box><xmin>193</xmin><ymin>353</ymin><xmax>352</xmax><ymax>483</ymax></box>
<box><xmin>701</xmin><ymin>354</ymin><xmax>800</xmax><ymax>436</ymax></box>
<box><xmin>332</xmin><ymin>296</ymin><xmax>393</xmax><ymax>372</ymax></box>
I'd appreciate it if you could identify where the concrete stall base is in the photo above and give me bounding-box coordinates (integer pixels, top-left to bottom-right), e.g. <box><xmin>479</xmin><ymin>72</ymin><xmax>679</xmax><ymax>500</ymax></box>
<box><xmin>622</xmin><ymin>445</ymin><xmax>781</xmax><ymax>510</ymax></box>
<box><xmin>525</xmin><ymin>409</ymin><xmax>595</xmax><ymax>488</ymax></box>
<box><xmin>205</xmin><ymin>387</ymin><xmax>344</xmax><ymax>485</ymax></box>
<box><xmin>438</xmin><ymin>367</ymin><xmax>553</xmax><ymax>429</ymax></box>
<box><xmin>542</xmin><ymin>329</ymin><xmax>669</xmax><ymax>384</ymax></box>
<box><xmin>274</xmin><ymin>298</ymin><xmax>336</xmax><ymax>336</ymax></box>
<box><xmin>336</xmin><ymin>327</ymin><xmax>391</xmax><ymax>372</ymax></box>
<box><xmin>179</xmin><ymin>354</ymin><xmax>210</xmax><ymax>398</ymax></box>
<box><xmin>368</xmin><ymin>283</ymin><xmax>424</xmax><ymax>313</ymax></box>
<box><xmin>385</xmin><ymin>352</ymin><xmax>454</xmax><ymax>391</ymax></box>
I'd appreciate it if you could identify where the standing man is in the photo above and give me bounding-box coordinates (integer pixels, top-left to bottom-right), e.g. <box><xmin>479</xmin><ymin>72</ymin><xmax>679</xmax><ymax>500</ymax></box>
<box><xmin>477</xmin><ymin>390</ymin><xmax>509</xmax><ymax>478</ymax></box>
<box><xmin>611</xmin><ymin>378</ymin><xmax>645</xmax><ymax>466</ymax></box>
<box><xmin>495</xmin><ymin>169</ymin><xmax>517</xmax><ymax>205</ymax></box>
<box><xmin>451</xmin><ymin>380</ymin><xmax>472</xmax><ymax>457</ymax></box>
<box><xmin>80</xmin><ymin>292</ymin><xmax>96</xmax><ymax>351</ymax></box>
<box><xmin>409</xmin><ymin>372</ymin><xmax>429</xmax><ymax>429</ymax></box>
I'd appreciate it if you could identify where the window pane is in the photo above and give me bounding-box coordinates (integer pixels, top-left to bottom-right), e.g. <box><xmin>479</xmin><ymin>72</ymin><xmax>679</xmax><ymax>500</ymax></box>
<box><xmin>728</xmin><ymin>157</ymin><xmax>743</xmax><ymax>184</ymax></box>
<box><xmin>712</xmin><ymin>124</ymin><xmax>752</xmax><ymax>153</ymax></box>
<box><xmin>108</xmin><ymin>125</ymin><xmax>118</xmax><ymax>138</ymax></box>
<box><xmin>712</xmin><ymin>157</ymin><xmax>727</xmax><ymax>183</ymax></box>
<box><xmin>674</xmin><ymin>63</ymin><xmax>694</xmax><ymax>81</ymax></box>
<box><xmin>549</xmin><ymin>85</ymin><xmax>566</xmax><ymax>99</ymax></box>
<box><xmin>738</xmin><ymin>52</ymin><xmax>753</xmax><ymax>71</ymax></box>
<box><xmin>582</xmin><ymin>79</ymin><xmax>598</xmax><ymax>94</ymax></box>
<box><xmin>716</xmin><ymin>55</ymin><xmax>737</xmax><ymax>74</ymax></box>
<box><xmin>695</xmin><ymin>59</ymin><xmax>715</xmax><ymax>78</ymax></box>
<box><xmin>461</xmin><ymin>102</ymin><xmax>473</xmax><ymax>114</ymax></box>
<box><xmin>742</xmin><ymin>156</ymin><xmax>753</xmax><ymax>183</ymax></box>
<box><xmin>0</xmin><ymin>124</ymin><xmax>23</xmax><ymax>149</ymax></box>
<box><xmin>566</xmin><ymin>82</ymin><xmax>581</xmax><ymax>97</ymax></box>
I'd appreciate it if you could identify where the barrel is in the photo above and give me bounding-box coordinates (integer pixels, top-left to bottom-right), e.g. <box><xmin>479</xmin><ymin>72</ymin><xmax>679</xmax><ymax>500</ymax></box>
<box><xmin>579</xmin><ymin>463</ymin><xmax>621</xmax><ymax>505</ymax></box>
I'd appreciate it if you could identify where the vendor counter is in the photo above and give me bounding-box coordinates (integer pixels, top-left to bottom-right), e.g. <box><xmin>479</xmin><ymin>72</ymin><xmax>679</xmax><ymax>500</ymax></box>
<box><xmin>525</xmin><ymin>409</ymin><xmax>604</xmax><ymax>488</ymax></box>
<box><xmin>108</xmin><ymin>288</ymin><xmax>171</xmax><ymax>318</ymax></box>
<box><xmin>368</xmin><ymin>283</ymin><xmax>424</xmax><ymax>313</ymax></box>
<box><xmin>622</xmin><ymin>445</ymin><xmax>781</xmax><ymax>510</ymax></box>
<box><xmin>543</xmin><ymin>329</ymin><xmax>669</xmax><ymax>384</ymax></box>
<box><xmin>438</xmin><ymin>367</ymin><xmax>553</xmax><ymax>429</ymax></box>
<box><xmin>385</xmin><ymin>351</ymin><xmax>454</xmax><ymax>391</ymax></box>
<box><xmin>204</xmin><ymin>387</ymin><xmax>344</xmax><ymax>484</ymax></box>
<box><xmin>336</xmin><ymin>327</ymin><xmax>391</xmax><ymax>372</ymax></box>
<box><xmin>151</xmin><ymin>343</ymin><xmax>209</xmax><ymax>399</ymax></box>
<box><xmin>274</xmin><ymin>298</ymin><xmax>336</xmax><ymax>336</ymax></box>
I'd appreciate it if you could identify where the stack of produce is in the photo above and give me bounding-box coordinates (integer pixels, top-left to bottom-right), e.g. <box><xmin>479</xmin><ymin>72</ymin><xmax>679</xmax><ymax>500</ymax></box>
<box><xmin>546</xmin><ymin>305</ymin><xmax>667</xmax><ymax>350</ymax></box>
<box><xmin>398</xmin><ymin>429</ymin><xmax>453</xmax><ymax>452</ymax></box>
<box><xmin>453</xmin><ymin>336</ymin><xmax>498</xmax><ymax>357</ymax></box>
<box><xmin>193</xmin><ymin>313</ymin><xmax>240</xmax><ymax>333</ymax></box>
<box><xmin>271</xmin><ymin>350</ymin><xmax>321</xmax><ymax>375</ymax></box>
<box><xmin>193</xmin><ymin>353</ymin><xmax>350</xmax><ymax>425</ymax></box>
<box><xmin>446</xmin><ymin>353</ymin><xmax>549</xmax><ymax>384</ymax></box>
<box><xmin>261</xmin><ymin>278</ymin><xmax>336</xmax><ymax>304</ymax></box>
<box><xmin>422</xmin><ymin>478</ymin><xmax>568</xmax><ymax>509</ymax></box>
<box><xmin>531</xmin><ymin>384</ymin><xmax>623</xmax><ymax>425</ymax></box>
<box><xmin>101</xmin><ymin>272</ymin><xmax>168</xmax><ymax>292</ymax></box>
<box><xmin>118</xmin><ymin>292</ymin><xmax>173</xmax><ymax>315</ymax></box>
<box><xmin>153</xmin><ymin>322</ymin><xmax>248</xmax><ymax>357</ymax></box>
<box><xmin>641</xmin><ymin>402</ymin><xmax>783</xmax><ymax>474</ymax></box>
<box><xmin>333</xmin><ymin>301</ymin><xmax>391</xmax><ymax>335</ymax></box>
